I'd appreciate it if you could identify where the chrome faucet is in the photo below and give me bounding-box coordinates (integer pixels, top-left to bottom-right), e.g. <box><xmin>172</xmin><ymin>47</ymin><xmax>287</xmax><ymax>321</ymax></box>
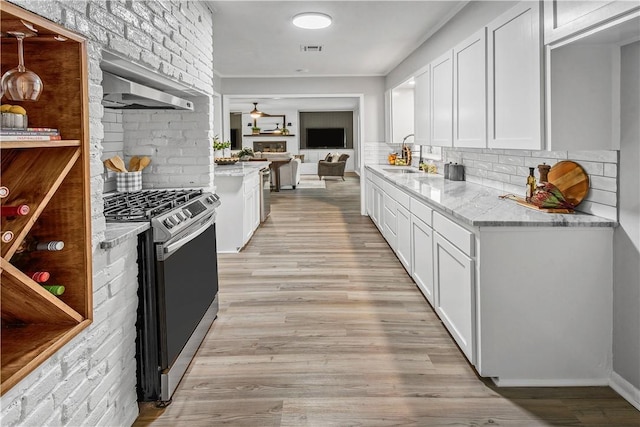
<box><xmin>401</xmin><ymin>134</ymin><xmax>414</xmax><ymax>164</ymax></box>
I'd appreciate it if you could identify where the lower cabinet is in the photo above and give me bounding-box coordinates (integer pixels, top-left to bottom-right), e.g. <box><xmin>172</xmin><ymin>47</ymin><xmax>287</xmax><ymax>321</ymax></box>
<box><xmin>396</xmin><ymin>204</ymin><xmax>411</xmax><ymax>273</ymax></box>
<box><xmin>382</xmin><ymin>193</ymin><xmax>398</xmax><ymax>251</ymax></box>
<box><xmin>410</xmin><ymin>214</ymin><xmax>434</xmax><ymax>305</ymax></box>
<box><xmin>433</xmin><ymin>232</ymin><xmax>475</xmax><ymax>363</ymax></box>
<box><xmin>216</xmin><ymin>171</ymin><xmax>261</xmax><ymax>253</ymax></box>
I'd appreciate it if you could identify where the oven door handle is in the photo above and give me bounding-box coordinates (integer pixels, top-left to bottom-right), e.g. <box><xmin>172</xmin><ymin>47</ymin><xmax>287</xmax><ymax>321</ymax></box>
<box><xmin>162</xmin><ymin>215</ymin><xmax>215</xmax><ymax>258</ymax></box>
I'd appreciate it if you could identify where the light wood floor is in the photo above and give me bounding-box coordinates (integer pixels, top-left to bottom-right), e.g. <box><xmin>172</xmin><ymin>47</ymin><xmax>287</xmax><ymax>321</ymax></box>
<box><xmin>135</xmin><ymin>174</ymin><xmax>639</xmax><ymax>426</ymax></box>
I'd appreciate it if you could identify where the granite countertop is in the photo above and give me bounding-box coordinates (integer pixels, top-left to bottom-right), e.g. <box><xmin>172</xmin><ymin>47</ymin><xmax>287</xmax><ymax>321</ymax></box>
<box><xmin>366</xmin><ymin>164</ymin><xmax>616</xmax><ymax>228</ymax></box>
<box><xmin>214</xmin><ymin>161</ymin><xmax>270</xmax><ymax>177</ymax></box>
<box><xmin>100</xmin><ymin>222</ymin><xmax>150</xmax><ymax>249</ymax></box>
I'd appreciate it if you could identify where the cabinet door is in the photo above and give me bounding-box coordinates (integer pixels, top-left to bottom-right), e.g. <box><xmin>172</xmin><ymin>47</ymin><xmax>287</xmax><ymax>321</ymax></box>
<box><xmin>454</xmin><ymin>29</ymin><xmax>487</xmax><ymax>148</ymax></box>
<box><xmin>382</xmin><ymin>193</ymin><xmax>397</xmax><ymax>251</ymax></box>
<box><xmin>487</xmin><ymin>1</ymin><xmax>542</xmax><ymax>150</ymax></box>
<box><xmin>544</xmin><ymin>0</ymin><xmax>640</xmax><ymax>44</ymax></box>
<box><xmin>434</xmin><ymin>232</ymin><xmax>475</xmax><ymax>363</ymax></box>
<box><xmin>396</xmin><ymin>204</ymin><xmax>412</xmax><ymax>273</ymax></box>
<box><xmin>371</xmin><ymin>184</ymin><xmax>382</xmax><ymax>231</ymax></box>
<box><xmin>411</xmin><ymin>215</ymin><xmax>434</xmax><ymax>305</ymax></box>
<box><xmin>414</xmin><ymin>68</ymin><xmax>430</xmax><ymax>145</ymax></box>
<box><xmin>430</xmin><ymin>51</ymin><xmax>454</xmax><ymax>147</ymax></box>
<box><xmin>366</xmin><ymin>178</ymin><xmax>374</xmax><ymax>217</ymax></box>
<box><xmin>243</xmin><ymin>189</ymin><xmax>255</xmax><ymax>244</ymax></box>
<box><xmin>252</xmin><ymin>184</ymin><xmax>260</xmax><ymax>230</ymax></box>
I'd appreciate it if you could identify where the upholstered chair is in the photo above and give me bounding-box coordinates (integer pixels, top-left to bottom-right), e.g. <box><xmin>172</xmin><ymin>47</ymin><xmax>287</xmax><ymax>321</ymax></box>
<box><xmin>318</xmin><ymin>153</ymin><xmax>349</xmax><ymax>180</ymax></box>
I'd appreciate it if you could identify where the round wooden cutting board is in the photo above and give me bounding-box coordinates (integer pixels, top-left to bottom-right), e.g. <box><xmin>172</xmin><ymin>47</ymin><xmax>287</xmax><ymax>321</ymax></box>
<box><xmin>548</xmin><ymin>160</ymin><xmax>590</xmax><ymax>207</ymax></box>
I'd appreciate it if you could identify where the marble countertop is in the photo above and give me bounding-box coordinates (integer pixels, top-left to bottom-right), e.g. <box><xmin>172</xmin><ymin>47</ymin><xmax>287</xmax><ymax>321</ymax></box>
<box><xmin>214</xmin><ymin>161</ymin><xmax>270</xmax><ymax>177</ymax></box>
<box><xmin>100</xmin><ymin>221</ymin><xmax>150</xmax><ymax>249</ymax></box>
<box><xmin>366</xmin><ymin>165</ymin><xmax>616</xmax><ymax>228</ymax></box>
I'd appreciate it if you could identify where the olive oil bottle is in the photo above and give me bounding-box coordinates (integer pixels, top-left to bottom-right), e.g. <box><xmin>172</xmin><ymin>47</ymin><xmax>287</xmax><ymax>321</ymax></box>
<box><xmin>526</xmin><ymin>167</ymin><xmax>536</xmax><ymax>202</ymax></box>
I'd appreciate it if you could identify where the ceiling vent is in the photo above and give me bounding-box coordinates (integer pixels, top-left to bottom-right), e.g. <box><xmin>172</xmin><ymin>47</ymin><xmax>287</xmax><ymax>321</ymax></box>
<box><xmin>300</xmin><ymin>45</ymin><xmax>323</xmax><ymax>52</ymax></box>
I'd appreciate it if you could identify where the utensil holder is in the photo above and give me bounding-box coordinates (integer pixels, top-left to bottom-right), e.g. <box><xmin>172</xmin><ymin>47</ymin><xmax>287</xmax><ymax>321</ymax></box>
<box><xmin>116</xmin><ymin>171</ymin><xmax>142</xmax><ymax>192</ymax></box>
<box><xmin>1</xmin><ymin>112</ymin><xmax>27</xmax><ymax>129</ymax></box>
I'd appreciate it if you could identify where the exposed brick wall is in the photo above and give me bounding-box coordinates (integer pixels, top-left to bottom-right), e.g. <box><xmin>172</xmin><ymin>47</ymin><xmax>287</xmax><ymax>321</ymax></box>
<box><xmin>1</xmin><ymin>1</ymin><xmax>215</xmax><ymax>425</ymax></box>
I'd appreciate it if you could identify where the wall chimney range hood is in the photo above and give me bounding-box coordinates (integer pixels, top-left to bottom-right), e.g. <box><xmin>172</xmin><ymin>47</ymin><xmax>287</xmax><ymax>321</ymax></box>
<box><xmin>102</xmin><ymin>72</ymin><xmax>194</xmax><ymax>111</ymax></box>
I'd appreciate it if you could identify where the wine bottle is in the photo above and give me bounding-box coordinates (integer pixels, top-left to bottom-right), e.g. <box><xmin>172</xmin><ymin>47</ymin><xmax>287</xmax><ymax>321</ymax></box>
<box><xmin>15</xmin><ymin>238</ymin><xmax>64</xmax><ymax>253</ymax></box>
<box><xmin>42</xmin><ymin>285</ymin><xmax>65</xmax><ymax>296</ymax></box>
<box><xmin>526</xmin><ymin>167</ymin><xmax>537</xmax><ymax>202</ymax></box>
<box><xmin>0</xmin><ymin>186</ymin><xmax>9</xmax><ymax>198</ymax></box>
<box><xmin>26</xmin><ymin>271</ymin><xmax>50</xmax><ymax>282</ymax></box>
<box><xmin>1</xmin><ymin>230</ymin><xmax>14</xmax><ymax>243</ymax></box>
<box><xmin>1</xmin><ymin>204</ymin><xmax>29</xmax><ymax>216</ymax></box>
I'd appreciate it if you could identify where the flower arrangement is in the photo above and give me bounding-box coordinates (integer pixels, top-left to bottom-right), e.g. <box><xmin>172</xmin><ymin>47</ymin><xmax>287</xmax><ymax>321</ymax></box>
<box><xmin>237</xmin><ymin>147</ymin><xmax>254</xmax><ymax>158</ymax></box>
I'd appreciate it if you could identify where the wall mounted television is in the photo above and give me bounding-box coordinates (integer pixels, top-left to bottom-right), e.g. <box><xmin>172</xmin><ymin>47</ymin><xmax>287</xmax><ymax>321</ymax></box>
<box><xmin>306</xmin><ymin>128</ymin><xmax>345</xmax><ymax>149</ymax></box>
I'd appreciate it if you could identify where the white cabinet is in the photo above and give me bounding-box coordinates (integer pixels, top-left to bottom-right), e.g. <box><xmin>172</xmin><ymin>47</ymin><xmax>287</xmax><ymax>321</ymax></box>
<box><xmin>414</xmin><ymin>68</ymin><xmax>430</xmax><ymax>145</ymax></box>
<box><xmin>487</xmin><ymin>1</ymin><xmax>543</xmax><ymax>150</ymax></box>
<box><xmin>382</xmin><ymin>193</ymin><xmax>398</xmax><ymax>251</ymax></box>
<box><xmin>433</xmin><ymin>214</ymin><xmax>475</xmax><ymax>364</ymax></box>
<box><xmin>216</xmin><ymin>171</ymin><xmax>261</xmax><ymax>253</ymax></box>
<box><xmin>430</xmin><ymin>51</ymin><xmax>454</xmax><ymax>147</ymax></box>
<box><xmin>544</xmin><ymin>0</ymin><xmax>640</xmax><ymax>44</ymax></box>
<box><xmin>453</xmin><ymin>29</ymin><xmax>487</xmax><ymax>148</ymax></box>
<box><xmin>411</xmin><ymin>214</ymin><xmax>434</xmax><ymax>305</ymax></box>
<box><xmin>396</xmin><ymin>203</ymin><xmax>412</xmax><ymax>273</ymax></box>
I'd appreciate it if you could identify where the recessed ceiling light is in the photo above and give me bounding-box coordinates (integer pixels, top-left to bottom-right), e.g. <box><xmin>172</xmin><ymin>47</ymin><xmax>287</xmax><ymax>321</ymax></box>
<box><xmin>292</xmin><ymin>12</ymin><xmax>332</xmax><ymax>30</ymax></box>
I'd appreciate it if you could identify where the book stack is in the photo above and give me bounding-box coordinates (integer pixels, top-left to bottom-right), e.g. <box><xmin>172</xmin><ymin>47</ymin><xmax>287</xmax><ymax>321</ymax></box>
<box><xmin>0</xmin><ymin>128</ymin><xmax>61</xmax><ymax>142</ymax></box>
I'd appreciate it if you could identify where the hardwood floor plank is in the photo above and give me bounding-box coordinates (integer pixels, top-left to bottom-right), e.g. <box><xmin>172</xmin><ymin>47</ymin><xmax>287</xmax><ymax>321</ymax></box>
<box><xmin>134</xmin><ymin>176</ymin><xmax>640</xmax><ymax>426</ymax></box>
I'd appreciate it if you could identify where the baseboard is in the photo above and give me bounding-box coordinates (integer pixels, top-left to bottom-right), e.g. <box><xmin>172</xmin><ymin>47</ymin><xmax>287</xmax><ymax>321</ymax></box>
<box><xmin>491</xmin><ymin>377</ymin><xmax>610</xmax><ymax>387</ymax></box>
<box><xmin>610</xmin><ymin>371</ymin><xmax>640</xmax><ymax>411</ymax></box>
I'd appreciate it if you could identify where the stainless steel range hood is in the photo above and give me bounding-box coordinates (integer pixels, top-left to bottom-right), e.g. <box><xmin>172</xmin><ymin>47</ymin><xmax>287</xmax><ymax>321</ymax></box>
<box><xmin>102</xmin><ymin>72</ymin><xmax>194</xmax><ymax>111</ymax></box>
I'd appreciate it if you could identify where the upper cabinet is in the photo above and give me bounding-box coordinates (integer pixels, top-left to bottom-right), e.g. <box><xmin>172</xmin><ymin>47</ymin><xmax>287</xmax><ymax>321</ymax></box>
<box><xmin>430</xmin><ymin>51</ymin><xmax>454</xmax><ymax>147</ymax></box>
<box><xmin>453</xmin><ymin>29</ymin><xmax>487</xmax><ymax>149</ymax></box>
<box><xmin>413</xmin><ymin>68</ymin><xmax>430</xmax><ymax>145</ymax></box>
<box><xmin>544</xmin><ymin>0</ymin><xmax>640</xmax><ymax>44</ymax></box>
<box><xmin>487</xmin><ymin>1</ymin><xmax>543</xmax><ymax>150</ymax></box>
<box><xmin>388</xmin><ymin>79</ymin><xmax>415</xmax><ymax>145</ymax></box>
<box><xmin>544</xmin><ymin>4</ymin><xmax>640</xmax><ymax>151</ymax></box>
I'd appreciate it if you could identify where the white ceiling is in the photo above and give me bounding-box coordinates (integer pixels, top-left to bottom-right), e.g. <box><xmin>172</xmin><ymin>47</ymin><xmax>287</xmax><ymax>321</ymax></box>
<box><xmin>209</xmin><ymin>1</ymin><xmax>465</xmax><ymax>78</ymax></box>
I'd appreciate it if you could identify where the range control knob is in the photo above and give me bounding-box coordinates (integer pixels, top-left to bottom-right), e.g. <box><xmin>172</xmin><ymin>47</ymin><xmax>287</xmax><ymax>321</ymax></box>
<box><xmin>206</xmin><ymin>195</ymin><xmax>215</xmax><ymax>204</ymax></box>
<box><xmin>171</xmin><ymin>214</ymin><xmax>182</xmax><ymax>224</ymax></box>
<box><xmin>182</xmin><ymin>209</ymin><xmax>193</xmax><ymax>218</ymax></box>
<box><xmin>177</xmin><ymin>212</ymin><xmax>188</xmax><ymax>221</ymax></box>
<box><xmin>163</xmin><ymin>218</ymin><xmax>174</xmax><ymax>229</ymax></box>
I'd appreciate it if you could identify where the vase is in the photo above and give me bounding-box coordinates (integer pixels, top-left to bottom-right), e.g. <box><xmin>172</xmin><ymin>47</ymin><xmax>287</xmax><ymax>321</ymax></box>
<box><xmin>223</xmin><ymin>148</ymin><xmax>231</xmax><ymax>157</ymax></box>
<box><xmin>214</xmin><ymin>149</ymin><xmax>223</xmax><ymax>158</ymax></box>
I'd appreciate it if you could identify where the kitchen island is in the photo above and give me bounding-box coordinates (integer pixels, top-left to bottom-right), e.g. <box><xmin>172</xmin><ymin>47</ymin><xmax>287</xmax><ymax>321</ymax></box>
<box><xmin>365</xmin><ymin>164</ymin><xmax>615</xmax><ymax>387</ymax></box>
<box><xmin>215</xmin><ymin>162</ymin><xmax>269</xmax><ymax>253</ymax></box>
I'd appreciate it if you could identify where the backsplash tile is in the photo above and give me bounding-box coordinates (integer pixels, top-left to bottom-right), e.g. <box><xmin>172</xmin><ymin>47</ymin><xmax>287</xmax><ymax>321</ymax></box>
<box><xmin>441</xmin><ymin>147</ymin><xmax>619</xmax><ymax>221</ymax></box>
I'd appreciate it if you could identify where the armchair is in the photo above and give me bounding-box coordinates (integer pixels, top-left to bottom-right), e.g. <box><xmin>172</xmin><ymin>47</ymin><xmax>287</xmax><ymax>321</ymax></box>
<box><xmin>318</xmin><ymin>153</ymin><xmax>349</xmax><ymax>180</ymax></box>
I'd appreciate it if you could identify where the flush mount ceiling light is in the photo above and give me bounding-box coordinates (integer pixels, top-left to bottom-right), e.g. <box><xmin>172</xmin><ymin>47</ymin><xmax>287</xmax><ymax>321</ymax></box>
<box><xmin>292</xmin><ymin>12</ymin><xmax>332</xmax><ymax>29</ymax></box>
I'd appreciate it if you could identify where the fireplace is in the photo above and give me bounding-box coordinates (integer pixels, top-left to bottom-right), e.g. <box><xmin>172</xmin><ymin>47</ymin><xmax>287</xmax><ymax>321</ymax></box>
<box><xmin>254</xmin><ymin>141</ymin><xmax>286</xmax><ymax>152</ymax></box>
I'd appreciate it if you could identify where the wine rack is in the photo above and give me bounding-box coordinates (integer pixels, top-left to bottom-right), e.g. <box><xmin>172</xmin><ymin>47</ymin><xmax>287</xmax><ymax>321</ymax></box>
<box><xmin>0</xmin><ymin>1</ymin><xmax>92</xmax><ymax>395</ymax></box>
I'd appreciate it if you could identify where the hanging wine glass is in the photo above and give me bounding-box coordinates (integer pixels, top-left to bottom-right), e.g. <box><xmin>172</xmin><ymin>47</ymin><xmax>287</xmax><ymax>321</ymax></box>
<box><xmin>1</xmin><ymin>32</ymin><xmax>43</xmax><ymax>101</ymax></box>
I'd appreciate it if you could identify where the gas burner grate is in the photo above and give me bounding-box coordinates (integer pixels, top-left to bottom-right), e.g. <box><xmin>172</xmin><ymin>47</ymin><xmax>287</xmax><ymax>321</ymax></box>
<box><xmin>104</xmin><ymin>189</ymin><xmax>203</xmax><ymax>221</ymax></box>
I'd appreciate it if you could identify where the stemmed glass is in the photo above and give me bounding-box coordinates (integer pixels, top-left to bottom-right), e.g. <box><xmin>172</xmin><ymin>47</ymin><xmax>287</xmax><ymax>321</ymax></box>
<box><xmin>1</xmin><ymin>32</ymin><xmax>43</xmax><ymax>101</ymax></box>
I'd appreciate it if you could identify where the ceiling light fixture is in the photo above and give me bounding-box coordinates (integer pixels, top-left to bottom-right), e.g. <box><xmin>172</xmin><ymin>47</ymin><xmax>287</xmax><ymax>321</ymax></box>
<box><xmin>250</xmin><ymin>102</ymin><xmax>262</xmax><ymax>118</ymax></box>
<box><xmin>292</xmin><ymin>12</ymin><xmax>332</xmax><ymax>30</ymax></box>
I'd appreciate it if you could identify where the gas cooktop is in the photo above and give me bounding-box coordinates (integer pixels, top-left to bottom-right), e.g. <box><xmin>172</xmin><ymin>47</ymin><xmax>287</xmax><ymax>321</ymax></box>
<box><xmin>103</xmin><ymin>189</ymin><xmax>206</xmax><ymax>221</ymax></box>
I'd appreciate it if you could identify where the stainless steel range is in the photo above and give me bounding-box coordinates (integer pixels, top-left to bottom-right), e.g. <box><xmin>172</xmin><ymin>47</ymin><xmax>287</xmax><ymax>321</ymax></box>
<box><xmin>104</xmin><ymin>189</ymin><xmax>221</xmax><ymax>404</ymax></box>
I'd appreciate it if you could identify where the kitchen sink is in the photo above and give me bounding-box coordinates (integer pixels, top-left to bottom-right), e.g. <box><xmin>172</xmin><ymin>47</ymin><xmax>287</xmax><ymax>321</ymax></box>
<box><xmin>383</xmin><ymin>168</ymin><xmax>418</xmax><ymax>174</ymax></box>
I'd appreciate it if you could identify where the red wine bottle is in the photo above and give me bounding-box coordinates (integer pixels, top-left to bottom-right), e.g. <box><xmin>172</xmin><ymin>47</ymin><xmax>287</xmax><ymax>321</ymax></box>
<box><xmin>42</xmin><ymin>285</ymin><xmax>65</xmax><ymax>296</ymax></box>
<box><xmin>1</xmin><ymin>230</ymin><xmax>14</xmax><ymax>243</ymax></box>
<box><xmin>0</xmin><ymin>186</ymin><xmax>9</xmax><ymax>198</ymax></box>
<box><xmin>16</xmin><ymin>238</ymin><xmax>64</xmax><ymax>253</ymax></box>
<box><xmin>1</xmin><ymin>204</ymin><xmax>29</xmax><ymax>216</ymax></box>
<box><xmin>26</xmin><ymin>271</ymin><xmax>50</xmax><ymax>282</ymax></box>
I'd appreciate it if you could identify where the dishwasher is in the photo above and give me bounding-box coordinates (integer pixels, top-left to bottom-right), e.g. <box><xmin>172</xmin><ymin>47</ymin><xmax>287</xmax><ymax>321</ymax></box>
<box><xmin>259</xmin><ymin>166</ymin><xmax>271</xmax><ymax>222</ymax></box>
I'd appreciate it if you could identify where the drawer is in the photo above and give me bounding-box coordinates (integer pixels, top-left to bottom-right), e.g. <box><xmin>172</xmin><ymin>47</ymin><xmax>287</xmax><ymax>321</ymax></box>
<box><xmin>433</xmin><ymin>211</ymin><xmax>475</xmax><ymax>257</ymax></box>
<box><xmin>410</xmin><ymin>197</ymin><xmax>432</xmax><ymax>227</ymax></box>
<box><xmin>371</xmin><ymin>172</ymin><xmax>385</xmax><ymax>188</ymax></box>
<box><xmin>383</xmin><ymin>181</ymin><xmax>410</xmax><ymax>209</ymax></box>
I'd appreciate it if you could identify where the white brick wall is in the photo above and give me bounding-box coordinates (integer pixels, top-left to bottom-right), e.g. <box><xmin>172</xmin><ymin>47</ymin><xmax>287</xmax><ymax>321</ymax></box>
<box><xmin>443</xmin><ymin>148</ymin><xmax>619</xmax><ymax>220</ymax></box>
<box><xmin>2</xmin><ymin>1</ymin><xmax>215</xmax><ymax>425</ymax></box>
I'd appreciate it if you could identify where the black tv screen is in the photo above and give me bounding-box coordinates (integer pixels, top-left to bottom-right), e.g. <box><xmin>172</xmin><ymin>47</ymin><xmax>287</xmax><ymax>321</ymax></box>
<box><xmin>306</xmin><ymin>128</ymin><xmax>345</xmax><ymax>149</ymax></box>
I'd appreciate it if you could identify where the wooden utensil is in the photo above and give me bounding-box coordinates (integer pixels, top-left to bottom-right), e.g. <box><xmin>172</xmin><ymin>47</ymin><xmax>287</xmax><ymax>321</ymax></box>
<box><xmin>110</xmin><ymin>155</ymin><xmax>127</xmax><ymax>172</ymax></box>
<box><xmin>129</xmin><ymin>156</ymin><xmax>140</xmax><ymax>172</ymax></box>
<box><xmin>137</xmin><ymin>156</ymin><xmax>151</xmax><ymax>171</ymax></box>
<box><xmin>103</xmin><ymin>158</ymin><xmax>120</xmax><ymax>173</ymax></box>
<box><xmin>548</xmin><ymin>160</ymin><xmax>589</xmax><ymax>207</ymax></box>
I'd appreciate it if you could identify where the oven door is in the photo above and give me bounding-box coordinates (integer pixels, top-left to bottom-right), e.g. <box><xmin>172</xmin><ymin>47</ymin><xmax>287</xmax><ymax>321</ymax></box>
<box><xmin>155</xmin><ymin>213</ymin><xmax>219</xmax><ymax>401</ymax></box>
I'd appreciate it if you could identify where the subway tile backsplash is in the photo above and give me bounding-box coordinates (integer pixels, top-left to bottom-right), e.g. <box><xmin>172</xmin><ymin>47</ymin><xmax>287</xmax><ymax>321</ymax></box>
<box><xmin>441</xmin><ymin>147</ymin><xmax>619</xmax><ymax>221</ymax></box>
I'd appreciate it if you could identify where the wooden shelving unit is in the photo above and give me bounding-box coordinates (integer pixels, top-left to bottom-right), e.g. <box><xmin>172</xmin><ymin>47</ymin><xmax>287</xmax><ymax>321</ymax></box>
<box><xmin>0</xmin><ymin>1</ymin><xmax>92</xmax><ymax>395</ymax></box>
